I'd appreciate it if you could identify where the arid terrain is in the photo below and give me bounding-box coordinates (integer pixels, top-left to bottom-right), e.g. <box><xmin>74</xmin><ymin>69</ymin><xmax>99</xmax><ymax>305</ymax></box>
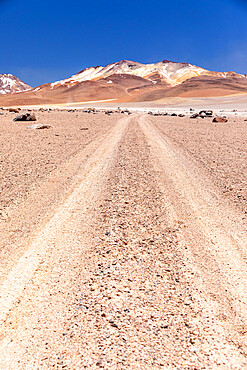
<box><xmin>0</xmin><ymin>108</ymin><xmax>246</xmax><ymax>369</ymax></box>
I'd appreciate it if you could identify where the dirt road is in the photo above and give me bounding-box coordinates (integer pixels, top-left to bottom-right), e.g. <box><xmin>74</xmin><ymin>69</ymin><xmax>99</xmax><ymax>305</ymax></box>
<box><xmin>0</xmin><ymin>113</ymin><xmax>246</xmax><ymax>369</ymax></box>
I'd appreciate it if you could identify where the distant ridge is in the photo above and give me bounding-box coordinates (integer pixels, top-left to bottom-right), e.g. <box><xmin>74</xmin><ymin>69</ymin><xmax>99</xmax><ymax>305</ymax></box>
<box><xmin>0</xmin><ymin>59</ymin><xmax>246</xmax><ymax>106</ymax></box>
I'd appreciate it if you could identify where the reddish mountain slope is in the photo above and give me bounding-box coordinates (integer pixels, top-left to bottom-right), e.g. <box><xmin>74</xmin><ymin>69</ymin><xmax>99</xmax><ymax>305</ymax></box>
<box><xmin>129</xmin><ymin>76</ymin><xmax>247</xmax><ymax>102</ymax></box>
<box><xmin>0</xmin><ymin>60</ymin><xmax>246</xmax><ymax>106</ymax></box>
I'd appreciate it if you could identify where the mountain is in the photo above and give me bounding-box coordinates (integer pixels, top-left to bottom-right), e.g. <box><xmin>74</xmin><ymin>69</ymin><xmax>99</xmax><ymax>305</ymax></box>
<box><xmin>0</xmin><ymin>60</ymin><xmax>246</xmax><ymax>106</ymax></box>
<box><xmin>130</xmin><ymin>75</ymin><xmax>247</xmax><ymax>102</ymax></box>
<box><xmin>49</xmin><ymin>59</ymin><xmax>245</xmax><ymax>88</ymax></box>
<box><xmin>0</xmin><ymin>74</ymin><xmax>31</xmax><ymax>95</ymax></box>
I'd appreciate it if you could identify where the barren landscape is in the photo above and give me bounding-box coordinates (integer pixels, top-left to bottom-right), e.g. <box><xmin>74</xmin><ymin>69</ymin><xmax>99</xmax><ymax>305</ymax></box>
<box><xmin>0</xmin><ymin>108</ymin><xmax>246</xmax><ymax>368</ymax></box>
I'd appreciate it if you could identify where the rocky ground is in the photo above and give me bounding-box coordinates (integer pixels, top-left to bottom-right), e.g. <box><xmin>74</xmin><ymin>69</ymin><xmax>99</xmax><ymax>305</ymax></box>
<box><xmin>149</xmin><ymin>114</ymin><xmax>247</xmax><ymax>217</ymax></box>
<box><xmin>0</xmin><ymin>109</ymin><xmax>115</xmax><ymax>210</ymax></box>
<box><xmin>0</xmin><ymin>110</ymin><xmax>246</xmax><ymax>369</ymax></box>
<box><xmin>0</xmin><ymin>109</ymin><xmax>116</xmax><ymax>276</ymax></box>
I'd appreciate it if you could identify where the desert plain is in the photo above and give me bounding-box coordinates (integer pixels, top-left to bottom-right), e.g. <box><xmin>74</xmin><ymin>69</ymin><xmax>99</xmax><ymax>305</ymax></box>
<box><xmin>0</xmin><ymin>99</ymin><xmax>246</xmax><ymax>369</ymax></box>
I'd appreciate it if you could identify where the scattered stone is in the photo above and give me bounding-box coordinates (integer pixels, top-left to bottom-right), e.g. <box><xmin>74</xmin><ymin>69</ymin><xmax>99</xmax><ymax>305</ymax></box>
<box><xmin>148</xmin><ymin>111</ymin><xmax>168</xmax><ymax>116</ymax></box>
<box><xmin>199</xmin><ymin>110</ymin><xmax>213</xmax><ymax>117</ymax></box>
<box><xmin>212</xmin><ymin>117</ymin><xmax>228</xmax><ymax>123</ymax></box>
<box><xmin>178</xmin><ymin>114</ymin><xmax>185</xmax><ymax>117</ymax></box>
<box><xmin>109</xmin><ymin>320</ymin><xmax>118</xmax><ymax>328</ymax></box>
<box><xmin>150</xmin><ymin>112</ymin><xmax>167</xmax><ymax>116</ymax></box>
<box><xmin>190</xmin><ymin>111</ymin><xmax>213</xmax><ymax>119</ymax></box>
<box><xmin>82</xmin><ymin>108</ymin><xmax>96</xmax><ymax>114</ymax></box>
<box><xmin>120</xmin><ymin>109</ymin><xmax>130</xmax><ymax>114</ymax></box>
<box><xmin>13</xmin><ymin>113</ymin><xmax>37</xmax><ymax>122</ymax></box>
<box><xmin>28</xmin><ymin>123</ymin><xmax>52</xmax><ymax>129</ymax></box>
<box><xmin>190</xmin><ymin>113</ymin><xmax>199</xmax><ymax>119</ymax></box>
<box><xmin>9</xmin><ymin>108</ymin><xmax>20</xmax><ymax>113</ymax></box>
<box><xmin>199</xmin><ymin>112</ymin><xmax>206</xmax><ymax>118</ymax></box>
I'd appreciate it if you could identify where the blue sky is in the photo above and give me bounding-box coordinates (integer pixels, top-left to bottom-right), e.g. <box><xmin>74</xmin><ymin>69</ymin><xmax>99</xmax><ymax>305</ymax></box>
<box><xmin>0</xmin><ymin>0</ymin><xmax>247</xmax><ymax>87</ymax></box>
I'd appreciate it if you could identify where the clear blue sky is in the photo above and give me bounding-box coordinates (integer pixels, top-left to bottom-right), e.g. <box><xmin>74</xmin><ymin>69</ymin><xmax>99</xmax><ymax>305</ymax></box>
<box><xmin>1</xmin><ymin>0</ymin><xmax>247</xmax><ymax>87</ymax></box>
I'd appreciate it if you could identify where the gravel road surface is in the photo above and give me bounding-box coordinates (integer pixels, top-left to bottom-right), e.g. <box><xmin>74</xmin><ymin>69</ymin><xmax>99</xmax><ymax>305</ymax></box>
<box><xmin>0</xmin><ymin>111</ymin><xmax>246</xmax><ymax>369</ymax></box>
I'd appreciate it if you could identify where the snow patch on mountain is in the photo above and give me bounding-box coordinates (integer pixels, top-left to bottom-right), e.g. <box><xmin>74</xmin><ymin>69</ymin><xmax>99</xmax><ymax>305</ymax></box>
<box><xmin>0</xmin><ymin>74</ymin><xmax>31</xmax><ymax>94</ymax></box>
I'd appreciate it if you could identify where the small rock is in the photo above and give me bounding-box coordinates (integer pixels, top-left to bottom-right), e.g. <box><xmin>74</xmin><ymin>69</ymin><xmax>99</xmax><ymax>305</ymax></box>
<box><xmin>109</xmin><ymin>320</ymin><xmax>118</xmax><ymax>328</ymax></box>
<box><xmin>9</xmin><ymin>108</ymin><xmax>20</xmax><ymax>113</ymax></box>
<box><xmin>190</xmin><ymin>113</ymin><xmax>199</xmax><ymax>119</ymax></box>
<box><xmin>28</xmin><ymin>123</ymin><xmax>52</xmax><ymax>129</ymax></box>
<box><xmin>199</xmin><ymin>110</ymin><xmax>213</xmax><ymax>117</ymax></box>
<box><xmin>212</xmin><ymin>117</ymin><xmax>228</xmax><ymax>123</ymax></box>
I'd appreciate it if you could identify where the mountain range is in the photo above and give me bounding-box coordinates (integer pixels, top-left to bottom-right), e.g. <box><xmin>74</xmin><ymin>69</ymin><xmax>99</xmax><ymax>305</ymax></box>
<box><xmin>1</xmin><ymin>60</ymin><xmax>247</xmax><ymax>106</ymax></box>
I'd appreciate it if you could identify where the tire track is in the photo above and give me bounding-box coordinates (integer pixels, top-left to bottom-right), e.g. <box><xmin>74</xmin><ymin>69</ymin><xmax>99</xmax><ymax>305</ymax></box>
<box><xmin>139</xmin><ymin>114</ymin><xmax>247</xmax><ymax>354</ymax></box>
<box><xmin>0</xmin><ymin>114</ymin><xmax>246</xmax><ymax>368</ymax></box>
<box><xmin>0</xmin><ymin>115</ymin><xmax>130</xmax><ymax>326</ymax></box>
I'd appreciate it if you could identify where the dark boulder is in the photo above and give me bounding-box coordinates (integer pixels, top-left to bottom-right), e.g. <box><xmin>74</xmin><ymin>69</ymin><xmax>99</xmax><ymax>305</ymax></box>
<box><xmin>13</xmin><ymin>113</ymin><xmax>37</xmax><ymax>122</ymax></box>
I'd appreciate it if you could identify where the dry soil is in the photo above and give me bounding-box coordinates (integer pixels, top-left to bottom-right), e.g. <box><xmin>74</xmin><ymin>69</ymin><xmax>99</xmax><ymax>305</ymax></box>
<box><xmin>0</xmin><ymin>110</ymin><xmax>246</xmax><ymax>369</ymax></box>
